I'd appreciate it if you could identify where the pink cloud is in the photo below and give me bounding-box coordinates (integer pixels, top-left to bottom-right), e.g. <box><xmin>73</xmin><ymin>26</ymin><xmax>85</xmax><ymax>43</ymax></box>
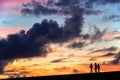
<box><xmin>0</xmin><ymin>0</ymin><xmax>49</xmax><ymax>14</ymax></box>
<box><xmin>0</xmin><ymin>0</ymin><xmax>31</xmax><ymax>14</ymax></box>
<box><xmin>0</xmin><ymin>9</ymin><xmax>20</xmax><ymax>14</ymax></box>
<box><xmin>0</xmin><ymin>0</ymin><xmax>31</xmax><ymax>8</ymax></box>
<box><xmin>0</xmin><ymin>27</ymin><xmax>29</xmax><ymax>38</ymax></box>
<box><xmin>0</xmin><ymin>0</ymin><xmax>59</xmax><ymax>14</ymax></box>
<box><xmin>103</xmin><ymin>32</ymin><xmax>120</xmax><ymax>39</ymax></box>
<box><xmin>0</xmin><ymin>0</ymin><xmax>57</xmax><ymax>8</ymax></box>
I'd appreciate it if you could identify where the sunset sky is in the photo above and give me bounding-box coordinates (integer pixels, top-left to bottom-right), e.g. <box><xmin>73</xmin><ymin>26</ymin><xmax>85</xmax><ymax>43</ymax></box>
<box><xmin>0</xmin><ymin>0</ymin><xmax>120</xmax><ymax>79</ymax></box>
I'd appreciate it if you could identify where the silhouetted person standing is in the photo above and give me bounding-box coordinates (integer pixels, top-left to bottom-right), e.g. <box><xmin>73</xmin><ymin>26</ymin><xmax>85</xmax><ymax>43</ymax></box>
<box><xmin>97</xmin><ymin>63</ymin><xmax>100</xmax><ymax>73</ymax></box>
<box><xmin>90</xmin><ymin>63</ymin><xmax>93</xmax><ymax>73</ymax></box>
<box><xmin>94</xmin><ymin>63</ymin><xmax>97</xmax><ymax>73</ymax></box>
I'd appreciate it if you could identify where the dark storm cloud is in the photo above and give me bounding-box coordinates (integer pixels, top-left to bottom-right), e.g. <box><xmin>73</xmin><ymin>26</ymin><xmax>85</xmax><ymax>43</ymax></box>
<box><xmin>1</xmin><ymin>0</ymin><xmax>87</xmax><ymax>74</ymax></box>
<box><xmin>0</xmin><ymin>9</ymin><xmax>84</xmax><ymax>73</ymax></box>
<box><xmin>62</xmin><ymin>6</ymin><xmax>84</xmax><ymax>38</ymax></box>
<box><xmin>0</xmin><ymin>29</ymin><xmax>47</xmax><ymax>60</ymax></box>
<box><xmin>0</xmin><ymin>19</ymin><xmax>65</xmax><ymax>73</ymax></box>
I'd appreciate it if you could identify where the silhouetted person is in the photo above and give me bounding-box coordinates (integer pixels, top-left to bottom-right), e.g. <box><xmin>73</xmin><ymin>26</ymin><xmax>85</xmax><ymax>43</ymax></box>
<box><xmin>90</xmin><ymin>63</ymin><xmax>93</xmax><ymax>73</ymax></box>
<box><xmin>97</xmin><ymin>63</ymin><xmax>100</xmax><ymax>73</ymax></box>
<box><xmin>94</xmin><ymin>63</ymin><xmax>97</xmax><ymax>73</ymax></box>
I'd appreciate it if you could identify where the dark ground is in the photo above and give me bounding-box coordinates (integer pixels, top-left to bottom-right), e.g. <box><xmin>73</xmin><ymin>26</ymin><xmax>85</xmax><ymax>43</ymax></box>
<box><xmin>2</xmin><ymin>71</ymin><xmax>120</xmax><ymax>80</ymax></box>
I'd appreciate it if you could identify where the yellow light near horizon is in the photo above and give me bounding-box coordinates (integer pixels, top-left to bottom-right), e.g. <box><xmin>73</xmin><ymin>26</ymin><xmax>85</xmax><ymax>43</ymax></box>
<box><xmin>2</xmin><ymin>42</ymin><xmax>120</xmax><ymax>79</ymax></box>
<box><xmin>0</xmin><ymin>75</ymin><xmax>8</xmax><ymax>79</ymax></box>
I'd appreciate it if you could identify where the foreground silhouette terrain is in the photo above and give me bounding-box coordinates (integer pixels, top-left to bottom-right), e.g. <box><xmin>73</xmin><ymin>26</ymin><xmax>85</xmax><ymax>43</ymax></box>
<box><xmin>2</xmin><ymin>71</ymin><xmax>120</xmax><ymax>80</ymax></box>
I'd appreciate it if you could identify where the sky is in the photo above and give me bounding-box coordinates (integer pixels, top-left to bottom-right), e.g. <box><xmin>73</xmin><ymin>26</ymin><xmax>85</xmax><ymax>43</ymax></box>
<box><xmin>0</xmin><ymin>0</ymin><xmax>120</xmax><ymax>79</ymax></box>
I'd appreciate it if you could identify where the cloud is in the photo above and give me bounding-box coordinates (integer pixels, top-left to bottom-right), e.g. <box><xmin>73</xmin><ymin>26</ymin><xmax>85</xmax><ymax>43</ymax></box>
<box><xmin>55</xmin><ymin>0</ymin><xmax>120</xmax><ymax>8</ymax></box>
<box><xmin>83</xmin><ymin>8</ymin><xmax>101</xmax><ymax>15</ymax></box>
<box><xmin>114</xmin><ymin>36</ymin><xmax>120</xmax><ymax>39</ymax></box>
<box><xmin>68</xmin><ymin>54</ymin><xmax>75</xmax><ymax>57</ymax></box>
<box><xmin>103</xmin><ymin>0</ymin><xmax>120</xmax><ymax>4</ymax></box>
<box><xmin>55</xmin><ymin>0</ymin><xmax>80</xmax><ymax>6</ymax></box>
<box><xmin>68</xmin><ymin>42</ymin><xmax>84</xmax><ymax>48</ymax></box>
<box><xmin>102</xmin><ymin>52</ymin><xmax>116</xmax><ymax>57</ymax></box>
<box><xmin>0</xmin><ymin>8</ymin><xmax>20</xmax><ymax>14</ymax></box>
<box><xmin>21</xmin><ymin>0</ymin><xmax>102</xmax><ymax>16</ymax></box>
<box><xmin>0</xmin><ymin>11</ymin><xmax>84</xmax><ymax>73</ymax></box>
<box><xmin>111</xmin><ymin>52</ymin><xmax>120</xmax><ymax>64</ymax></box>
<box><xmin>90</xmin><ymin>46</ymin><xmax>117</xmax><ymax>54</ymax></box>
<box><xmin>0</xmin><ymin>60</ymin><xmax>9</xmax><ymax>74</ymax></box>
<box><xmin>1</xmin><ymin>0</ymin><xmax>120</xmax><ymax>75</ymax></box>
<box><xmin>0</xmin><ymin>19</ymin><xmax>61</xmax><ymax>73</ymax></box>
<box><xmin>0</xmin><ymin>27</ymin><xmax>28</xmax><ymax>38</ymax></box>
<box><xmin>0</xmin><ymin>0</ymin><xmax>49</xmax><ymax>14</ymax></box>
<box><xmin>107</xmin><ymin>46</ymin><xmax>118</xmax><ymax>51</ymax></box>
<box><xmin>1</xmin><ymin>0</ymin><xmax>120</xmax><ymax>15</ymax></box>
<box><xmin>83</xmin><ymin>25</ymin><xmax>109</xmax><ymax>47</ymax></box>
<box><xmin>115</xmin><ymin>52</ymin><xmax>120</xmax><ymax>58</ymax></box>
<box><xmin>21</xmin><ymin>0</ymin><xmax>58</xmax><ymax>16</ymax></box>
<box><xmin>0</xmin><ymin>0</ymin><xmax>29</xmax><ymax>8</ymax></box>
<box><xmin>1</xmin><ymin>0</ymin><xmax>89</xmax><ymax>74</ymax></box>
<box><xmin>20</xmin><ymin>1</ymin><xmax>102</xmax><ymax>48</ymax></box>
<box><xmin>89</xmin><ymin>25</ymin><xmax>108</xmax><ymax>44</ymax></box>
<box><xmin>103</xmin><ymin>14</ymin><xmax>120</xmax><ymax>21</ymax></box>
<box><xmin>61</xmin><ymin>6</ymin><xmax>84</xmax><ymax>39</ymax></box>
<box><xmin>0</xmin><ymin>0</ymin><xmax>30</xmax><ymax>14</ymax></box>
<box><xmin>85</xmin><ymin>0</ymin><xmax>120</xmax><ymax>7</ymax></box>
<box><xmin>8</xmin><ymin>1</ymin><xmax>120</xmax><ymax>54</ymax></box>
<box><xmin>50</xmin><ymin>58</ymin><xmax>66</xmax><ymax>63</ymax></box>
<box><xmin>89</xmin><ymin>58</ymin><xmax>97</xmax><ymax>61</ymax></box>
<box><xmin>21</xmin><ymin>0</ymin><xmax>72</xmax><ymax>16</ymax></box>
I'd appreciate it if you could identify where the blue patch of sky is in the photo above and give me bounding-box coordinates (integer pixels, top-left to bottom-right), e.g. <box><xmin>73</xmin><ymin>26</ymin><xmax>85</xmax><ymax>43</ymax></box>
<box><xmin>0</xmin><ymin>14</ymin><xmax>65</xmax><ymax>28</ymax></box>
<box><xmin>102</xmin><ymin>4</ymin><xmax>120</xmax><ymax>15</ymax></box>
<box><xmin>82</xmin><ymin>3</ymin><xmax>120</xmax><ymax>33</ymax></box>
<box><xmin>1</xmin><ymin>13</ymin><xmax>120</xmax><ymax>34</ymax></box>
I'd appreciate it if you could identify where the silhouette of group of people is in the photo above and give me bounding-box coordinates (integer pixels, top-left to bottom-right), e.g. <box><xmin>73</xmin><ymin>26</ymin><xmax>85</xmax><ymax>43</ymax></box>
<box><xmin>90</xmin><ymin>63</ymin><xmax>100</xmax><ymax>73</ymax></box>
